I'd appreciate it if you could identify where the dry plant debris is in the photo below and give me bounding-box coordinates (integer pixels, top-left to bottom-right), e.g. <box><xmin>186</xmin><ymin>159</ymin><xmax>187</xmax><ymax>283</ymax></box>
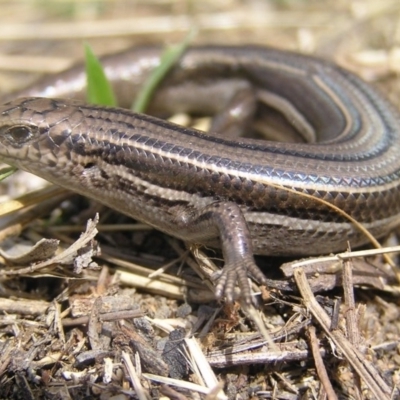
<box><xmin>0</xmin><ymin>1</ymin><xmax>400</xmax><ymax>399</ymax></box>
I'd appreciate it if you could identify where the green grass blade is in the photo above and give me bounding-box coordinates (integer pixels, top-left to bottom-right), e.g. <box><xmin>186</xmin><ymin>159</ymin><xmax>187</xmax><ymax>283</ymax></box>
<box><xmin>0</xmin><ymin>166</ymin><xmax>18</xmax><ymax>181</ymax></box>
<box><xmin>84</xmin><ymin>43</ymin><xmax>117</xmax><ymax>106</ymax></box>
<box><xmin>132</xmin><ymin>31</ymin><xmax>196</xmax><ymax>113</ymax></box>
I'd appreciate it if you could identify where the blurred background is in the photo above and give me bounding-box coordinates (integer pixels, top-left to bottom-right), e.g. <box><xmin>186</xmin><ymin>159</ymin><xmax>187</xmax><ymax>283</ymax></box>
<box><xmin>0</xmin><ymin>0</ymin><xmax>399</xmax><ymax>103</ymax></box>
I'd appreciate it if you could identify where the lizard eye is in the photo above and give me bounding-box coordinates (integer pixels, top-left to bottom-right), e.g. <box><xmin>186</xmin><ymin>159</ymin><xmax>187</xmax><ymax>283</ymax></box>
<box><xmin>1</xmin><ymin>124</ymin><xmax>37</xmax><ymax>147</ymax></box>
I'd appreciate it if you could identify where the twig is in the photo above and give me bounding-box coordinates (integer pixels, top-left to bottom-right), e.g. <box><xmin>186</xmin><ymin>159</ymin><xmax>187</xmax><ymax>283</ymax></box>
<box><xmin>122</xmin><ymin>351</ymin><xmax>151</xmax><ymax>400</ymax></box>
<box><xmin>307</xmin><ymin>325</ymin><xmax>338</xmax><ymax>400</ymax></box>
<box><xmin>294</xmin><ymin>268</ymin><xmax>392</xmax><ymax>399</ymax></box>
<box><xmin>62</xmin><ymin>309</ymin><xmax>144</xmax><ymax>327</ymax></box>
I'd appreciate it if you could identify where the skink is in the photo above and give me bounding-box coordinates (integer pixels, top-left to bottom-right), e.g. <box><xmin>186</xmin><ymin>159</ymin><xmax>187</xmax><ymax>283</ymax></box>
<box><xmin>0</xmin><ymin>45</ymin><xmax>399</xmax><ymax>303</ymax></box>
